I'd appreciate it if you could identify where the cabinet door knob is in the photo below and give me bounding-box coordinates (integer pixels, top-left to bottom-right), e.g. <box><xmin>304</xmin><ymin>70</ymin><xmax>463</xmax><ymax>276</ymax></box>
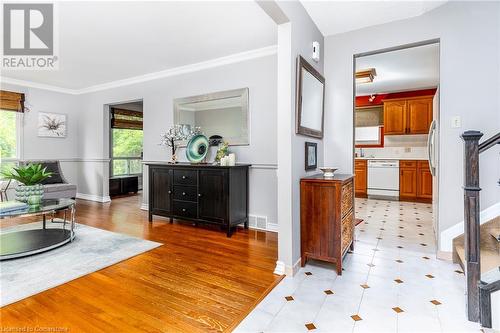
<box><xmin>182</xmin><ymin>208</ymin><xmax>186</xmax><ymax>212</ymax></box>
<box><xmin>182</xmin><ymin>176</ymin><xmax>187</xmax><ymax>179</ymax></box>
<box><xmin>198</xmin><ymin>193</ymin><xmax>202</xmax><ymax>197</ymax></box>
<box><xmin>182</xmin><ymin>192</ymin><xmax>186</xmax><ymax>196</ymax></box>
<box><xmin>168</xmin><ymin>190</ymin><xmax>172</xmax><ymax>194</ymax></box>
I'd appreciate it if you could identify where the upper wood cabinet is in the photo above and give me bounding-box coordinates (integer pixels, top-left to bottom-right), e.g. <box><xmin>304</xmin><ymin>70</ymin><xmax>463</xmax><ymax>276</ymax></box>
<box><xmin>407</xmin><ymin>98</ymin><xmax>433</xmax><ymax>134</ymax></box>
<box><xmin>383</xmin><ymin>100</ymin><xmax>407</xmax><ymax>135</ymax></box>
<box><xmin>383</xmin><ymin>96</ymin><xmax>434</xmax><ymax>135</ymax></box>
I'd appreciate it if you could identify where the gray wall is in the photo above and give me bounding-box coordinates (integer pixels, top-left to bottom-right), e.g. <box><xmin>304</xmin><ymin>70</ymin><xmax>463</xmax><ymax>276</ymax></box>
<box><xmin>270</xmin><ymin>1</ymin><xmax>325</xmax><ymax>272</ymax></box>
<box><xmin>323</xmin><ymin>1</ymin><xmax>500</xmax><ymax>250</ymax></box>
<box><xmin>0</xmin><ymin>83</ymin><xmax>80</xmax><ymax>186</ymax></box>
<box><xmin>77</xmin><ymin>55</ymin><xmax>278</xmax><ymax>225</ymax></box>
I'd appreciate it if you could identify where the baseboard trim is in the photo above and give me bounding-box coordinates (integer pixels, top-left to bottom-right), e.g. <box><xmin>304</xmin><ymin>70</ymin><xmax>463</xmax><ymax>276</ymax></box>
<box><xmin>76</xmin><ymin>193</ymin><xmax>111</xmax><ymax>203</ymax></box>
<box><xmin>266</xmin><ymin>222</ymin><xmax>278</xmax><ymax>233</ymax></box>
<box><xmin>437</xmin><ymin>250</ymin><xmax>453</xmax><ymax>261</ymax></box>
<box><xmin>274</xmin><ymin>258</ymin><xmax>302</xmax><ymax>276</ymax></box>
<box><xmin>440</xmin><ymin>201</ymin><xmax>500</xmax><ymax>252</ymax></box>
<box><xmin>274</xmin><ymin>261</ymin><xmax>285</xmax><ymax>275</ymax></box>
<box><xmin>140</xmin><ymin>203</ymin><xmax>148</xmax><ymax>211</ymax></box>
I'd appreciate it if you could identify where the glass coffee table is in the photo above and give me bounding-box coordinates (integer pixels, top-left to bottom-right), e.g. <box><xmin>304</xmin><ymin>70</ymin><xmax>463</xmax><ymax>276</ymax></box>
<box><xmin>0</xmin><ymin>199</ymin><xmax>76</xmax><ymax>260</ymax></box>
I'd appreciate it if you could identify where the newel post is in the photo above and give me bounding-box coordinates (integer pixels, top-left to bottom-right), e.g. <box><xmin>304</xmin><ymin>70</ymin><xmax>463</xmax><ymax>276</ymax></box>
<box><xmin>461</xmin><ymin>130</ymin><xmax>483</xmax><ymax>322</ymax></box>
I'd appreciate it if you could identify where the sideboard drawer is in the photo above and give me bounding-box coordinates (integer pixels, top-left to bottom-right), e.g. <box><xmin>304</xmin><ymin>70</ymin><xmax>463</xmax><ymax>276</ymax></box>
<box><xmin>173</xmin><ymin>185</ymin><xmax>198</xmax><ymax>202</ymax></box>
<box><xmin>173</xmin><ymin>200</ymin><xmax>197</xmax><ymax>218</ymax></box>
<box><xmin>341</xmin><ymin>181</ymin><xmax>353</xmax><ymax>218</ymax></box>
<box><xmin>173</xmin><ymin>170</ymin><xmax>197</xmax><ymax>186</ymax></box>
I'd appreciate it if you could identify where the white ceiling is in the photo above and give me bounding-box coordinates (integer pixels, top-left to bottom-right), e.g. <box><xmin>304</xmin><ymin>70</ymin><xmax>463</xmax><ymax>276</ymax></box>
<box><xmin>1</xmin><ymin>1</ymin><xmax>277</xmax><ymax>90</ymax></box>
<box><xmin>355</xmin><ymin>43</ymin><xmax>439</xmax><ymax>95</ymax></box>
<box><xmin>301</xmin><ymin>1</ymin><xmax>447</xmax><ymax>36</ymax></box>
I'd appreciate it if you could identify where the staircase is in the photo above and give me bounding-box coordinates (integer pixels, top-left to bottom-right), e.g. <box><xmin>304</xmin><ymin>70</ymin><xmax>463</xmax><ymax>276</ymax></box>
<box><xmin>453</xmin><ymin>216</ymin><xmax>500</xmax><ymax>275</ymax></box>
<box><xmin>458</xmin><ymin>130</ymin><xmax>500</xmax><ymax>328</ymax></box>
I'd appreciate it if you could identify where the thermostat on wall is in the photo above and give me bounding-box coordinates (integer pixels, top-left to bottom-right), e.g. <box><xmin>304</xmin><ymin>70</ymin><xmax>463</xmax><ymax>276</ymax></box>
<box><xmin>312</xmin><ymin>41</ymin><xmax>320</xmax><ymax>62</ymax></box>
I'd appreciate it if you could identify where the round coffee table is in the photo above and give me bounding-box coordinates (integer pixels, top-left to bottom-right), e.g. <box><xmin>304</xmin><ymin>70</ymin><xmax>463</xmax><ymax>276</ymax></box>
<box><xmin>0</xmin><ymin>199</ymin><xmax>76</xmax><ymax>260</ymax></box>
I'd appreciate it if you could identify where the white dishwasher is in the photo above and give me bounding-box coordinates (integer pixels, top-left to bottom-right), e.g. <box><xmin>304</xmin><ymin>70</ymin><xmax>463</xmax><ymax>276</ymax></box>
<box><xmin>367</xmin><ymin>160</ymin><xmax>400</xmax><ymax>198</ymax></box>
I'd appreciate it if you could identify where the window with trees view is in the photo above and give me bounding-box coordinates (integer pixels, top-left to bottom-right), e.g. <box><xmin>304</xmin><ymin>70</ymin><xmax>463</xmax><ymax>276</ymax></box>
<box><xmin>0</xmin><ymin>110</ymin><xmax>20</xmax><ymax>173</ymax></box>
<box><xmin>110</xmin><ymin>107</ymin><xmax>143</xmax><ymax>176</ymax></box>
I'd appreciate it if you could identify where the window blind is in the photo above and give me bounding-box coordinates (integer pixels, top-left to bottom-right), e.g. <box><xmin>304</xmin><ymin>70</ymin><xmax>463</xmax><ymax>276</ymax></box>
<box><xmin>111</xmin><ymin>108</ymin><xmax>143</xmax><ymax>130</ymax></box>
<box><xmin>0</xmin><ymin>90</ymin><xmax>25</xmax><ymax>112</ymax></box>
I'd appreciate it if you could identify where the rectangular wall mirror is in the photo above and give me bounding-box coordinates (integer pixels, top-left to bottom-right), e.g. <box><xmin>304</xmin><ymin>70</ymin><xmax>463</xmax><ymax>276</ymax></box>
<box><xmin>174</xmin><ymin>88</ymin><xmax>249</xmax><ymax>146</ymax></box>
<box><xmin>296</xmin><ymin>56</ymin><xmax>325</xmax><ymax>139</ymax></box>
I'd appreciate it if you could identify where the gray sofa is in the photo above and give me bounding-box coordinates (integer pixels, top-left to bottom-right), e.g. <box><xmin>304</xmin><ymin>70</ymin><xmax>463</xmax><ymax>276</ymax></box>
<box><xmin>20</xmin><ymin>160</ymin><xmax>77</xmax><ymax>199</ymax></box>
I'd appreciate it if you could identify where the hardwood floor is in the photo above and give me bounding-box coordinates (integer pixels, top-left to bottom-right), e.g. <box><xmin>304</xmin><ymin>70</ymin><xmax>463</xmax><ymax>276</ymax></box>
<box><xmin>0</xmin><ymin>195</ymin><xmax>280</xmax><ymax>332</ymax></box>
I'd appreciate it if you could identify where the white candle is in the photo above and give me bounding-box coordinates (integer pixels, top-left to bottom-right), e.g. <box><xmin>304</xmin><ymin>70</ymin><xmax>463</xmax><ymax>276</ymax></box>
<box><xmin>228</xmin><ymin>153</ymin><xmax>236</xmax><ymax>166</ymax></box>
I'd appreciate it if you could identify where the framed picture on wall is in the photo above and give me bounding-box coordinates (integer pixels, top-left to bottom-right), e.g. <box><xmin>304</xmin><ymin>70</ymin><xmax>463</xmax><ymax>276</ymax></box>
<box><xmin>305</xmin><ymin>142</ymin><xmax>317</xmax><ymax>170</ymax></box>
<box><xmin>38</xmin><ymin>112</ymin><xmax>67</xmax><ymax>138</ymax></box>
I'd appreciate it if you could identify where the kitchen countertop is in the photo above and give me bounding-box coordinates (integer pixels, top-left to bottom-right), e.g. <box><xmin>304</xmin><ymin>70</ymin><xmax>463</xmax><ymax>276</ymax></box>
<box><xmin>355</xmin><ymin>157</ymin><xmax>428</xmax><ymax>161</ymax></box>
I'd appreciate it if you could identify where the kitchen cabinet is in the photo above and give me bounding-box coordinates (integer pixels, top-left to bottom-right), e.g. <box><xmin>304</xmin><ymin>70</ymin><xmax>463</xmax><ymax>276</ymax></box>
<box><xmin>383</xmin><ymin>96</ymin><xmax>433</xmax><ymax>135</ymax></box>
<box><xmin>417</xmin><ymin>161</ymin><xmax>433</xmax><ymax>200</ymax></box>
<box><xmin>399</xmin><ymin>160</ymin><xmax>432</xmax><ymax>203</ymax></box>
<box><xmin>383</xmin><ymin>100</ymin><xmax>407</xmax><ymax>135</ymax></box>
<box><xmin>354</xmin><ymin>159</ymin><xmax>367</xmax><ymax>198</ymax></box>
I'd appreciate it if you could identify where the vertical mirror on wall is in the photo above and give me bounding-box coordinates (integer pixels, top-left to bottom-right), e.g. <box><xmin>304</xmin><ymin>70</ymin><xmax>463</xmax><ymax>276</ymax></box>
<box><xmin>353</xmin><ymin>41</ymin><xmax>440</xmax><ymax>237</ymax></box>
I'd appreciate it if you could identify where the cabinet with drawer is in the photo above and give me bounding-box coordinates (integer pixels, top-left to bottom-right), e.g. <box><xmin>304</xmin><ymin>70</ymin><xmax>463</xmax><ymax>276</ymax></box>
<box><xmin>399</xmin><ymin>160</ymin><xmax>432</xmax><ymax>203</ymax></box>
<box><xmin>147</xmin><ymin>163</ymin><xmax>250</xmax><ymax>237</ymax></box>
<box><xmin>300</xmin><ymin>174</ymin><xmax>354</xmax><ymax>274</ymax></box>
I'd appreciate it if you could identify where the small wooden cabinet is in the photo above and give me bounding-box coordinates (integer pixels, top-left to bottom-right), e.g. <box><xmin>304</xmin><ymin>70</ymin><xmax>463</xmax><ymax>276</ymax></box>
<box><xmin>147</xmin><ymin>163</ymin><xmax>250</xmax><ymax>237</ymax></box>
<box><xmin>354</xmin><ymin>159</ymin><xmax>367</xmax><ymax>198</ymax></box>
<box><xmin>300</xmin><ymin>174</ymin><xmax>354</xmax><ymax>274</ymax></box>
<box><xmin>399</xmin><ymin>160</ymin><xmax>432</xmax><ymax>203</ymax></box>
<box><xmin>384</xmin><ymin>96</ymin><xmax>433</xmax><ymax>135</ymax></box>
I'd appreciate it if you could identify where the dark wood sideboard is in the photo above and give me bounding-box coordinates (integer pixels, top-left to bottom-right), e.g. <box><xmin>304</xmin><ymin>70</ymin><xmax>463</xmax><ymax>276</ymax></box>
<box><xmin>300</xmin><ymin>174</ymin><xmax>355</xmax><ymax>274</ymax></box>
<box><xmin>147</xmin><ymin>163</ymin><xmax>250</xmax><ymax>237</ymax></box>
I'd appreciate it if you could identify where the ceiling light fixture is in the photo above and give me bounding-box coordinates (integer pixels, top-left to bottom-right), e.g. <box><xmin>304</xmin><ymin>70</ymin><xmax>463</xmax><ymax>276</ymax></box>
<box><xmin>356</xmin><ymin>68</ymin><xmax>377</xmax><ymax>84</ymax></box>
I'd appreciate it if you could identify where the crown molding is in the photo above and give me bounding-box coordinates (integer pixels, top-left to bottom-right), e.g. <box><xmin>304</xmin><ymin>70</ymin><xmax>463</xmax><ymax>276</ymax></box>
<box><xmin>0</xmin><ymin>77</ymin><xmax>79</xmax><ymax>95</ymax></box>
<box><xmin>1</xmin><ymin>45</ymin><xmax>277</xmax><ymax>95</ymax></box>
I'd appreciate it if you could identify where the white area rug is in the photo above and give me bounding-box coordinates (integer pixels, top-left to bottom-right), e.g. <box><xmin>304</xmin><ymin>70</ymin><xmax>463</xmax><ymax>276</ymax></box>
<box><xmin>0</xmin><ymin>223</ymin><xmax>162</xmax><ymax>307</ymax></box>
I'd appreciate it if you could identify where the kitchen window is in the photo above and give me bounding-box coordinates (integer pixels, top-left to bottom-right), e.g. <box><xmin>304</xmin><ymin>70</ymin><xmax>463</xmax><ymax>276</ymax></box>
<box><xmin>355</xmin><ymin>126</ymin><xmax>384</xmax><ymax>148</ymax></box>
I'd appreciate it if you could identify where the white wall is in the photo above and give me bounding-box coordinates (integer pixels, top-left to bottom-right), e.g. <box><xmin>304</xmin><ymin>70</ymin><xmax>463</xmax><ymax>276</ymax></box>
<box><xmin>262</xmin><ymin>1</ymin><xmax>325</xmax><ymax>274</ymax></box>
<box><xmin>323</xmin><ymin>1</ymin><xmax>500</xmax><ymax>251</ymax></box>
<box><xmin>0</xmin><ymin>83</ymin><xmax>80</xmax><ymax>186</ymax></box>
<box><xmin>77</xmin><ymin>55</ymin><xmax>278</xmax><ymax>226</ymax></box>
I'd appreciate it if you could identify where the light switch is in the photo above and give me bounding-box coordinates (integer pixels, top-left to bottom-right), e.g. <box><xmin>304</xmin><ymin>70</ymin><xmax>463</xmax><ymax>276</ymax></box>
<box><xmin>451</xmin><ymin>116</ymin><xmax>461</xmax><ymax>128</ymax></box>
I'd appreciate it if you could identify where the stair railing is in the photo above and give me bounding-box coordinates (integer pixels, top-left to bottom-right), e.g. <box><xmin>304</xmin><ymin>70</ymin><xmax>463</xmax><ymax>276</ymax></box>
<box><xmin>461</xmin><ymin>130</ymin><xmax>500</xmax><ymax>323</ymax></box>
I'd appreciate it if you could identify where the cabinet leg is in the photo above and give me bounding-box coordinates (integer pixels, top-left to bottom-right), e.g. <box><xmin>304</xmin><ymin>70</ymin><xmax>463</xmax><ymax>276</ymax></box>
<box><xmin>301</xmin><ymin>256</ymin><xmax>306</xmax><ymax>267</ymax></box>
<box><xmin>226</xmin><ymin>226</ymin><xmax>232</xmax><ymax>237</ymax></box>
<box><xmin>169</xmin><ymin>217</ymin><xmax>173</xmax><ymax>224</ymax></box>
<box><xmin>148</xmin><ymin>213</ymin><xmax>152</xmax><ymax>222</ymax></box>
<box><xmin>349</xmin><ymin>241</ymin><xmax>354</xmax><ymax>252</ymax></box>
<box><xmin>336</xmin><ymin>261</ymin><xmax>342</xmax><ymax>276</ymax></box>
<box><xmin>244</xmin><ymin>219</ymin><xmax>249</xmax><ymax>229</ymax></box>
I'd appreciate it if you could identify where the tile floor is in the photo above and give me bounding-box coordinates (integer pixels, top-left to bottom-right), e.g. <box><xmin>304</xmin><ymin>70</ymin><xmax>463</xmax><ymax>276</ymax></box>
<box><xmin>235</xmin><ymin>198</ymin><xmax>482</xmax><ymax>333</ymax></box>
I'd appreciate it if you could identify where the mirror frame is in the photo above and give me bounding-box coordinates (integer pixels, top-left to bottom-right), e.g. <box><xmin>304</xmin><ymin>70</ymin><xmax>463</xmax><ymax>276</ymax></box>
<box><xmin>173</xmin><ymin>88</ymin><xmax>249</xmax><ymax>146</ymax></box>
<box><xmin>295</xmin><ymin>56</ymin><xmax>325</xmax><ymax>139</ymax></box>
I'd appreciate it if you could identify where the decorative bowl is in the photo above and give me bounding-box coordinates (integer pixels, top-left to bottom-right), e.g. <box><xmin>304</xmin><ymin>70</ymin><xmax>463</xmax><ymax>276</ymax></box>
<box><xmin>186</xmin><ymin>134</ymin><xmax>209</xmax><ymax>163</ymax></box>
<box><xmin>319</xmin><ymin>167</ymin><xmax>338</xmax><ymax>178</ymax></box>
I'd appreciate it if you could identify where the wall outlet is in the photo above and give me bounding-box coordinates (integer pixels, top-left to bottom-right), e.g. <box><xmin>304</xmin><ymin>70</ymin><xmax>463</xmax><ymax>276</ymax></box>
<box><xmin>451</xmin><ymin>116</ymin><xmax>461</xmax><ymax>128</ymax></box>
<box><xmin>404</xmin><ymin>147</ymin><xmax>411</xmax><ymax>153</ymax></box>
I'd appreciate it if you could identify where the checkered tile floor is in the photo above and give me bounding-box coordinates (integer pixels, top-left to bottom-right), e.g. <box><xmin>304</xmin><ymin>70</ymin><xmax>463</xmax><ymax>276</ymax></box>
<box><xmin>235</xmin><ymin>198</ymin><xmax>481</xmax><ymax>333</ymax></box>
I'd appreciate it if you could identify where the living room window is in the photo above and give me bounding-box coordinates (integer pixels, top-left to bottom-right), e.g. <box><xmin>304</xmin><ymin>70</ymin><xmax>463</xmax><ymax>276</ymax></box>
<box><xmin>0</xmin><ymin>90</ymin><xmax>25</xmax><ymax>173</ymax></box>
<box><xmin>110</xmin><ymin>106</ymin><xmax>143</xmax><ymax>176</ymax></box>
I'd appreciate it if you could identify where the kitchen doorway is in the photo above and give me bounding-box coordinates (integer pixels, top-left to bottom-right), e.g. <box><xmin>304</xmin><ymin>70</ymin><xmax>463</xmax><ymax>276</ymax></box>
<box><xmin>352</xmin><ymin>40</ymin><xmax>440</xmax><ymax>254</ymax></box>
